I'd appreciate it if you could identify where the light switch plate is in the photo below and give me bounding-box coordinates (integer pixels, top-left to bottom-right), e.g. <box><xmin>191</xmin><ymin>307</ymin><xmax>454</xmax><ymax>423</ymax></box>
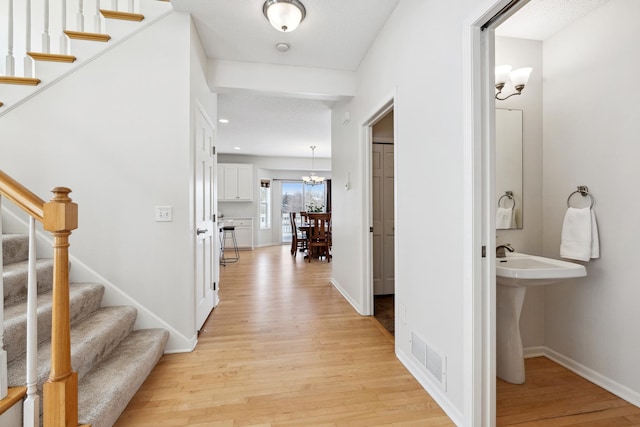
<box><xmin>155</xmin><ymin>206</ymin><xmax>173</xmax><ymax>222</ymax></box>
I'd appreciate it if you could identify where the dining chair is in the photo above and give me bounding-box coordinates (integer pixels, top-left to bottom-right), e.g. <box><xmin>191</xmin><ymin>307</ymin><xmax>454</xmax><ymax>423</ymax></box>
<box><xmin>306</xmin><ymin>212</ymin><xmax>331</xmax><ymax>263</ymax></box>
<box><xmin>290</xmin><ymin>212</ymin><xmax>307</xmax><ymax>257</ymax></box>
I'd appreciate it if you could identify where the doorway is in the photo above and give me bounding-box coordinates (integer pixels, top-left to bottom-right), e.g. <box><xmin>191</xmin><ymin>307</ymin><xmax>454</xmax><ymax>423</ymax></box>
<box><xmin>280</xmin><ymin>181</ymin><xmax>327</xmax><ymax>243</ymax></box>
<box><xmin>194</xmin><ymin>104</ymin><xmax>218</xmax><ymax>331</ymax></box>
<box><xmin>368</xmin><ymin>106</ymin><xmax>395</xmax><ymax>336</ymax></box>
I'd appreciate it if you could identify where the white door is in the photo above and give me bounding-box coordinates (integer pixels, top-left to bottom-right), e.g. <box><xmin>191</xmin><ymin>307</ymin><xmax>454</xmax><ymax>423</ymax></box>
<box><xmin>195</xmin><ymin>107</ymin><xmax>217</xmax><ymax>331</ymax></box>
<box><xmin>372</xmin><ymin>143</ymin><xmax>395</xmax><ymax>295</ymax></box>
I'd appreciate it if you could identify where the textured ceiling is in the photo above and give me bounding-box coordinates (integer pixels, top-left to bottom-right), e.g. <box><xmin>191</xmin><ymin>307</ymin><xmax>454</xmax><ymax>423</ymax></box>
<box><xmin>216</xmin><ymin>93</ymin><xmax>332</xmax><ymax>158</ymax></box>
<box><xmin>174</xmin><ymin>0</ymin><xmax>611</xmax><ymax>158</ymax></box>
<box><xmin>171</xmin><ymin>0</ymin><xmax>401</xmax><ymax>158</ymax></box>
<box><xmin>172</xmin><ymin>0</ymin><xmax>401</xmax><ymax>71</ymax></box>
<box><xmin>496</xmin><ymin>0</ymin><xmax>611</xmax><ymax>40</ymax></box>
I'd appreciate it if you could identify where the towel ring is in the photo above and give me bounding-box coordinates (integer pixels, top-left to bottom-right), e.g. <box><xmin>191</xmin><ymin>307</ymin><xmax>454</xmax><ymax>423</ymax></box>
<box><xmin>498</xmin><ymin>191</ymin><xmax>515</xmax><ymax>209</ymax></box>
<box><xmin>567</xmin><ymin>185</ymin><xmax>594</xmax><ymax>208</ymax></box>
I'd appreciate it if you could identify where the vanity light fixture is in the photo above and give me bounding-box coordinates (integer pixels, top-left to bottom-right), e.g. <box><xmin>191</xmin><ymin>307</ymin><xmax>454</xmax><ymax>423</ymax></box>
<box><xmin>495</xmin><ymin>65</ymin><xmax>533</xmax><ymax>100</ymax></box>
<box><xmin>302</xmin><ymin>145</ymin><xmax>325</xmax><ymax>186</ymax></box>
<box><xmin>263</xmin><ymin>0</ymin><xmax>306</xmax><ymax>33</ymax></box>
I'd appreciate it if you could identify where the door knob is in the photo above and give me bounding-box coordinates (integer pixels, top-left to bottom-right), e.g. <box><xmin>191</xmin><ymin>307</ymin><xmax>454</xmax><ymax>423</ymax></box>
<box><xmin>197</xmin><ymin>228</ymin><xmax>208</xmax><ymax>235</ymax></box>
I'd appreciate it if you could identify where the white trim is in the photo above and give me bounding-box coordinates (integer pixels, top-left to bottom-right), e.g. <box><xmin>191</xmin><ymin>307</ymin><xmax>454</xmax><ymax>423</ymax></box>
<box><xmin>331</xmin><ymin>278</ymin><xmax>362</xmax><ymax>314</ymax></box>
<box><xmin>0</xmin><ymin>7</ymin><xmax>174</xmax><ymax>118</ymax></box>
<box><xmin>361</xmin><ymin>92</ymin><xmax>395</xmax><ymax>317</ymax></box>
<box><xmin>463</xmin><ymin>1</ymin><xmax>519</xmax><ymax>425</ymax></box>
<box><xmin>1</xmin><ymin>206</ymin><xmax>196</xmax><ymax>353</ymax></box>
<box><xmin>525</xmin><ymin>347</ymin><xmax>640</xmax><ymax>408</ymax></box>
<box><xmin>397</xmin><ymin>348</ymin><xmax>464</xmax><ymax>426</ymax></box>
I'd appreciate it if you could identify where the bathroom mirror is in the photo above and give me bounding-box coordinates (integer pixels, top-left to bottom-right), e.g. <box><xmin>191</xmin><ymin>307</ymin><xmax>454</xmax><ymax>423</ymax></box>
<box><xmin>496</xmin><ymin>109</ymin><xmax>523</xmax><ymax>229</ymax></box>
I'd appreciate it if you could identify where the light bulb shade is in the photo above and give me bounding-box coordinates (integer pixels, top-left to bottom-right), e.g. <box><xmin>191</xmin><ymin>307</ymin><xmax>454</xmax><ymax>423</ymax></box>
<box><xmin>495</xmin><ymin>65</ymin><xmax>512</xmax><ymax>85</ymax></box>
<box><xmin>263</xmin><ymin>0</ymin><xmax>306</xmax><ymax>32</ymax></box>
<box><xmin>509</xmin><ymin>67</ymin><xmax>532</xmax><ymax>87</ymax></box>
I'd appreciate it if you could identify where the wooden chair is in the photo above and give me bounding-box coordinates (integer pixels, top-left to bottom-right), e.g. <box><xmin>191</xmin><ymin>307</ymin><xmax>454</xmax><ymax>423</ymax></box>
<box><xmin>290</xmin><ymin>212</ymin><xmax>306</xmax><ymax>257</ymax></box>
<box><xmin>307</xmin><ymin>212</ymin><xmax>331</xmax><ymax>262</ymax></box>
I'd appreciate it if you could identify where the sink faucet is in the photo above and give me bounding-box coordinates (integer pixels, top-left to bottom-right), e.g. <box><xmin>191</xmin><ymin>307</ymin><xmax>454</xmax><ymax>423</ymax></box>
<box><xmin>496</xmin><ymin>244</ymin><xmax>514</xmax><ymax>258</ymax></box>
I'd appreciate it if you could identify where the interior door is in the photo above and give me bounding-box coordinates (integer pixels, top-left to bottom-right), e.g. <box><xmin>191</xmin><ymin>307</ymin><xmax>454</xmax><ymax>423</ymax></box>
<box><xmin>372</xmin><ymin>143</ymin><xmax>395</xmax><ymax>295</ymax></box>
<box><xmin>195</xmin><ymin>107</ymin><xmax>217</xmax><ymax>331</ymax></box>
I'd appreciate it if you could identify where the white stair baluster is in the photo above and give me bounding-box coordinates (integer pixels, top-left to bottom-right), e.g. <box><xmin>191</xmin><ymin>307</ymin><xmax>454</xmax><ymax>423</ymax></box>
<box><xmin>77</xmin><ymin>0</ymin><xmax>84</xmax><ymax>32</ymax></box>
<box><xmin>128</xmin><ymin>0</ymin><xmax>134</xmax><ymax>13</ymax></box>
<box><xmin>0</xmin><ymin>196</ymin><xmax>8</xmax><ymax>400</ymax></box>
<box><xmin>5</xmin><ymin>0</ymin><xmax>15</xmax><ymax>76</ymax></box>
<box><xmin>24</xmin><ymin>0</ymin><xmax>34</xmax><ymax>77</ymax></box>
<box><xmin>60</xmin><ymin>0</ymin><xmax>69</xmax><ymax>55</ymax></box>
<box><xmin>111</xmin><ymin>0</ymin><xmax>118</xmax><ymax>11</ymax></box>
<box><xmin>23</xmin><ymin>217</ymin><xmax>39</xmax><ymax>427</ymax></box>
<box><xmin>42</xmin><ymin>0</ymin><xmax>51</xmax><ymax>53</ymax></box>
<box><xmin>94</xmin><ymin>0</ymin><xmax>102</xmax><ymax>34</ymax></box>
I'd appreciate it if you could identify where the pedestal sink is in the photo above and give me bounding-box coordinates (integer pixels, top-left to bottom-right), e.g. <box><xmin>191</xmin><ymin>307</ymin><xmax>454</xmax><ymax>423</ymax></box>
<box><xmin>496</xmin><ymin>252</ymin><xmax>586</xmax><ymax>384</ymax></box>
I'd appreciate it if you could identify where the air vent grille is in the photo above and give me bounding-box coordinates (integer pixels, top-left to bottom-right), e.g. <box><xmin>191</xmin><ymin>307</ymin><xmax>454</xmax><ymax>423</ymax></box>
<box><xmin>410</xmin><ymin>331</ymin><xmax>447</xmax><ymax>390</ymax></box>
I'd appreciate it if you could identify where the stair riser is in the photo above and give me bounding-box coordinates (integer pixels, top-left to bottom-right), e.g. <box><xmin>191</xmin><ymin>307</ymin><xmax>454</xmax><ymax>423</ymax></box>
<box><xmin>4</xmin><ymin>283</ymin><xmax>105</xmax><ymax>364</ymax></box>
<box><xmin>2</xmin><ymin>260</ymin><xmax>54</xmax><ymax>306</ymax></box>
<box><xmin>8</xmin><ymin>306</ymin><xmax>138</xmax><ymax>390</ymax></box>
<box><xmin>2</xmin><ymin>234</ymin><xmax>29</xmax><ymax>265</ymax></box>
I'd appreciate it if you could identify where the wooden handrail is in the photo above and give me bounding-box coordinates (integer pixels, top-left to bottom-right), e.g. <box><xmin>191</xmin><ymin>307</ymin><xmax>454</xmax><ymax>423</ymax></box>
<box><xmin>0</xmin><ymin>170</ymin><xmax>80</xmax><ymax>427</ymax></box>
<box><xmin>0</xmin><ymin>169</ymin><xmax>45</xmax><ymax>222</ymax></box>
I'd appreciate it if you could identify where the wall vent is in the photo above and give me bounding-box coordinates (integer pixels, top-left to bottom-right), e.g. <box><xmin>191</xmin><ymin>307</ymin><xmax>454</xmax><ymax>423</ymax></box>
<box><xmin>410</xmin><ymin>331</ymin><xmax>447</xmax><ymax>390</ymax></box>
<box><xmin>410</xmin><ymin>332</ymin><xmax>426</xmax><ymax>365</ymax></box>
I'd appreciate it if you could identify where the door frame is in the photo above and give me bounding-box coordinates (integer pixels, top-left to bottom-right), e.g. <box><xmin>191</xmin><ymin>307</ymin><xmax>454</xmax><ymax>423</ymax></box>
<box><xmin>193</xmin><ymin>100</ymin><xmax>219</xmax><ymax>332</ymax></box>
<box><xmin>362</xmin><ymin>95</ymin><xmax>395</xmax><ymax>317</ymax></box>
<box><xmin>463</xmin><ymin>0</ymin><xmax>529</xmax><ymax>424</ymax></box>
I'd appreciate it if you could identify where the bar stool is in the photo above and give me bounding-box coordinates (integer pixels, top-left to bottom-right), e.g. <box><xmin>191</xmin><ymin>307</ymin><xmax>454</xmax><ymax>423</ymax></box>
<box><xmin>219</xmin><ymin>225</ymin><xmax>240</xmax><ymax>265</ymax></box>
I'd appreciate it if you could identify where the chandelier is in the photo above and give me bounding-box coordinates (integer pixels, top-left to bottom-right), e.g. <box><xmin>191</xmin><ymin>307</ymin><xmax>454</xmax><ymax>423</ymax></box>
<box><xmin>302</xmin><ymin>146</ymin><xmax>325</xmax><ymax>185</ymax></box>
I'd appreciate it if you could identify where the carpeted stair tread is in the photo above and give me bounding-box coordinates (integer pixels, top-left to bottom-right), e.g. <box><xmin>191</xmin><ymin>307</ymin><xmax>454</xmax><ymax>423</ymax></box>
<box><xmin>2</xmin><ymin>233</ymin><xmax>29</xmax><ymax>265</ymax></box>
<box><xmin>3</xmin><ymin>283</ymin><xmax>105</xmax><ymax>363</ymax></box>
<box><xmin>78</xmin><ymin>328</ymin><xmax>169</xmax><ymax>427</ymax></box>
<box><xmin>2</xmin><ymin>259</ymin><xmax>54</xmax><ymax>306</ymax></box>
<box><xmin>7</xmin><ymin>305</ymin><xmax>137</xmax><ymax>387</ymax></box>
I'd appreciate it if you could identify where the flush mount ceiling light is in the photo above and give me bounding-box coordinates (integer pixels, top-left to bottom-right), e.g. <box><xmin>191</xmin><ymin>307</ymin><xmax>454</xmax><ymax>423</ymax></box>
<box><xmin>302</xmin><ymin>146</ymin><xmax>325</xmax><ymax>185</ymax></box>
<box><xmin>263</xmin><ymin>0</ymin><xmax>306</xmax><ymax>32</ymax></box>
<box><xmin>495</xmin><ymin>65</ymin><xmax>533</xmax><ymax>100</ymax></box>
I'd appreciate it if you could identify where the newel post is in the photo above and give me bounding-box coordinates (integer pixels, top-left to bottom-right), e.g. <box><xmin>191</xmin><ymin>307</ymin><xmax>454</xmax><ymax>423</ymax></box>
<box><xmin>42</xmin><ymin>187</ymin><xmax>79</xmax><ymax>427</ymax></box>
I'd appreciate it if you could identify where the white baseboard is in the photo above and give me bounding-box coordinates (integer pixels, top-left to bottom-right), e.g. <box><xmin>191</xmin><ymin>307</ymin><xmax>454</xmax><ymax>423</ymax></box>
<box><xmin>330</xmin><ymin>278</ymin><xmax>362</xmax><ymax>314</ymax></box>
<box><xmin>397</xmin><ymin>348</ymin><xmax>464</xmax><ymax>426</ymax></box>
<box><xmin>1</xmin><ymin>206</ymin><xmax>196</xmax><ymax>354</ymax></box>
<box><xmin>524</xmin><ymin>346</ymin><xmax>640</xmax><ymax>407</ymax></box>
<box><xmin>523</xmin><ymin>346</ymin><xmax>546</xmax><ymax>358</ymax></box>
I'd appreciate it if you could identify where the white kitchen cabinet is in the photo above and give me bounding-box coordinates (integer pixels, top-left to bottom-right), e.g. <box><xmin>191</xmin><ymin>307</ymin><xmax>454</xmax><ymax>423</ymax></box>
<box><xmin>218</xmin><ymin>163</ymin><xmax>253</xmax><ymax>201</ymax></box>
<box><xmin>221</xmin><ymin>218</ymin><xmax>254</xmax><ymax>250</ymax></box>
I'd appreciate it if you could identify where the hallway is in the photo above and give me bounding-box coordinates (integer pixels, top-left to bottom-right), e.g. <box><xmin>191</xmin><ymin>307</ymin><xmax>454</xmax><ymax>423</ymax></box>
<box><xmin>115</xmin><ymin>245</ymin><xmax>453</xmax><ymax>426</ymax></box>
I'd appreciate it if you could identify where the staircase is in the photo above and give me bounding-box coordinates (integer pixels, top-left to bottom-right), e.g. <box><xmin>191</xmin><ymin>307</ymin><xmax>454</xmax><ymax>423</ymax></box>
<box><xmin>2</xmin><ymin>232</ymin><xmax>169</xmax><ymax>427</ymax></box>
<box><xmin>1</xmin><ymin>0</ymin><xmax>173</xmax><ymax>113</ymax></box>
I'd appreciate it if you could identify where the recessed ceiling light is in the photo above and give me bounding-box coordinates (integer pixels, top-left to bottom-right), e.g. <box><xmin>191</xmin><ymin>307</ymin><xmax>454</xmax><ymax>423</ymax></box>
<box><xmin>233</xmin><ymin>147</ymin><xmax>241</xmax><ymax>150</ymax></box>
<box><xmin>218</xmin><ymin>119</ymin><xmax>229</xmax><ymax>124</ymax></box>
<box><xmin>276</xmin><ymin>42</ymin><xmax>290</xmax><ymax>52</ymax></box>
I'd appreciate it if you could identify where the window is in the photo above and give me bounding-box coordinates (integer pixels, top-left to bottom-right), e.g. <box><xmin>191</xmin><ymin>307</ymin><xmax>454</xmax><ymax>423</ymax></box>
<box><xmin>259</xmin><ymin>180</ymin><xmax>271</xmax><ymax>229</ymax></box>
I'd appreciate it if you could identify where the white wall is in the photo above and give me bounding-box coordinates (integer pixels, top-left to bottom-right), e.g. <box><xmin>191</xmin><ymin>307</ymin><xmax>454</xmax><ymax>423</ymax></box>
<box><xmin>542</xmin><ymin>0</ymin><xmax>640</xmax><ymax>403</ymax></box>
<box><xmin>331</xmin><ymin>1</ymin><xmax>495</xmax><ymax>422</ymax></box>
<box><xmin>0</xmin><ymin>12</ymin><xmax>198</xmax><ymax>352</ymax></box>
<box><xmin>217</xmin><ymin>153</ymin><xmax>332</xmax><ymax>247</ymax></box>
<box><xmin>494</xmin><ymin>37</ymin><xmax>544</xmax><ymax>348</ymax></box>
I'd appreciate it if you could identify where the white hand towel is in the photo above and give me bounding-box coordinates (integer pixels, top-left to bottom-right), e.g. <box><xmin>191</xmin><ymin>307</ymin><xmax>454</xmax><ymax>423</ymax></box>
<box><xmin>590</xmin><ymin>209</ymin><xmax>600</xmax><ymax>259</ymax></box>
<box><xmin>496</xmin><ymin>207</ymin><xmax>514</xmax><ymax>229</ymax></box>
<box><xmin>560</xmin><ymin>207</ymin><xmax>598</xmax><ymax>262</ymax></box>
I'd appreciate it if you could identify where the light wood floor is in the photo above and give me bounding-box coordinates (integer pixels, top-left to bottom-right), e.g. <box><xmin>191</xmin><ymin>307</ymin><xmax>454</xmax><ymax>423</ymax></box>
<box><xmin>497</xmin><ymin>357</ymin><xmax>640</xmax><ymax>426</ymax></box>
<box><xmin>115</xmin><ymin>245</ymin><xmax>640</xmax><ymax>426</ymax></box>
<box><xmin>115</xmin><ymin>245</ymin><xmax>454</xmax><ymax>426</ymax></box>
